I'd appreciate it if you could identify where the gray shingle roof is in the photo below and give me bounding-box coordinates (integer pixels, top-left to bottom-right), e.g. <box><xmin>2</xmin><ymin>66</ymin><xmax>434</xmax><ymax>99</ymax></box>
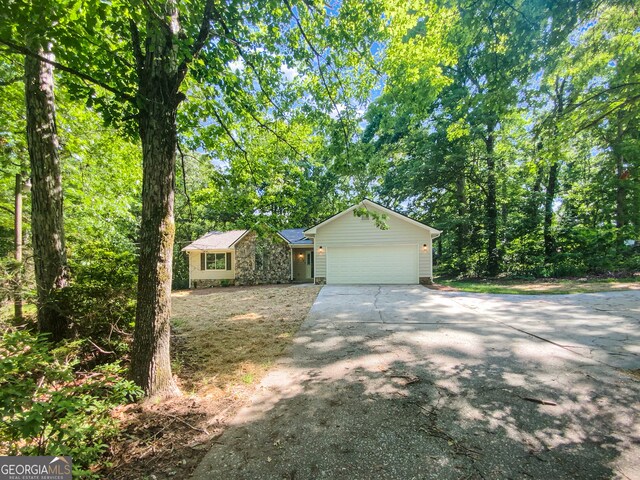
<box><xmin>278</xmin><ymin>228</ymin><xmax>313</xmax><ymax>245</ymax></box>
<box><xmin>181</xmin><ymin>230</ymin><xmax>249</xmax><ymax>251</ymax></box>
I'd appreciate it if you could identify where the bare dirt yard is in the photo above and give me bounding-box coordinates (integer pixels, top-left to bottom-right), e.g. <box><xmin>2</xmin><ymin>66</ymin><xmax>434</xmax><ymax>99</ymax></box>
<box><xmin>104</xmin><ymin>284</ymin><xmax>321</xmax><ymax>480</ymax></box>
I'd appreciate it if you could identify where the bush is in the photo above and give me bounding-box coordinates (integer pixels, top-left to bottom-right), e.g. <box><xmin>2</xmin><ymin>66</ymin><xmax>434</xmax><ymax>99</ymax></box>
<box><xmin>0</xmin><ymin>255</ymin><xmax>35</xmax><ymax>313</ymax></box>
<box><xmin>0</xmin><ymin>329</ymin><xmax>142</xmax><ymax>478</ymax></box>
<box><xmin>55</xmin><ymin>244</ymin><xmax>138</xmax><ymax>359</ymax></box>
<box><xmin>502</xmin><ymin>234</ymin><xmax>545</xmax><ymax>277</ymax></box>
<box><xmin>172</xmin><ymin>244</ymin><xmax>190</xmax><ymax>290</ymax></box>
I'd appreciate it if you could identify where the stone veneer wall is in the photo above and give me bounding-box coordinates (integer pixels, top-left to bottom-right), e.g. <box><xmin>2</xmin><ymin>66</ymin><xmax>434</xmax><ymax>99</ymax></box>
<box><xmin>192</xmin><ymin>279</ymin><xmax>233</xmax><ymax>288</ymax></box>
<box><xmin>234</xmin><ymin>231</ymin><xmax>291</xmax><ymax>285</ymax></box>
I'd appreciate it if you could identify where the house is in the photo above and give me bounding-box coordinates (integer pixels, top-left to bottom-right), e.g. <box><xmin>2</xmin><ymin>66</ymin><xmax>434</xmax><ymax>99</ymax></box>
<box><xmin>182</xmin><ymin>229</ymin><xmax>295</xmax><ymax>288</ymax></box>
<box><xmin>182</xmin><ymin>199</ymin><xmax>441</xmax><ymax>287</ymax></box>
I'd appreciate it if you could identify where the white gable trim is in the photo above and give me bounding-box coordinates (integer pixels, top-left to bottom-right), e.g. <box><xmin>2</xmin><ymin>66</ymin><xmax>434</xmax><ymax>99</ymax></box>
<box><xmin>229</xmin><ymin>229</ymin><xmax>251</xmax><ymax>247</ymax></box>
<box><xmin>304</xmin><ymin>199</ymin><xmax>441</xmax><ymax>237</ymax></box>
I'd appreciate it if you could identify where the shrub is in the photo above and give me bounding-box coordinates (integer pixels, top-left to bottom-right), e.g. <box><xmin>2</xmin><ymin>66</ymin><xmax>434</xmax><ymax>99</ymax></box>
<box><xmin>0</xmin><ymin>256</ymin><xmax>35</xmax><ymax>315</ymax></box>
<box><xmin>55</xmin><ymin>244</ymin><xmax>138</xmax><ymax>360</ymax></box>
<box><xmin>0</xmin><ymin>329</ymin><xmax>142</xmax><ymax>478</ymax></box>
<box><xmin>172</xmin><ymin>244</ymin><xmax>190</xmax><ymax>290</ymax></box>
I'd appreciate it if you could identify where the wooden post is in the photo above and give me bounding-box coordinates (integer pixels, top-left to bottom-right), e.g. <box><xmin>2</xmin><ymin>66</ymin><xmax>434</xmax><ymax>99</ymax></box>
<box><xmin>14</xmin><ymin>172</ymin><xmax>23</xmax><ymax>321</ymax></box>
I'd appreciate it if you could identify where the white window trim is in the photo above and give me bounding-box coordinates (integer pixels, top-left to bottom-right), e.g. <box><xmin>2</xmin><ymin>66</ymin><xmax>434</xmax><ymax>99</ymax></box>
<box><xmin>205</xmin><ymin>252</ymin><xmax>227</xmax><ymax>271</ymax></box>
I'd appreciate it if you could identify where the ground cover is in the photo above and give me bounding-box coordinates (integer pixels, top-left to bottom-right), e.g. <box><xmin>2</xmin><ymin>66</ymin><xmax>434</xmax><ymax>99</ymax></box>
<box><xmin>105</xmin><ymin>284</ymin><xmax>321</xmax><ymax>479</ymax></box>
<box><xmin>437</xmin><ymin>276</ymin><xmax>640</xmax><ymax>294</ymax></box>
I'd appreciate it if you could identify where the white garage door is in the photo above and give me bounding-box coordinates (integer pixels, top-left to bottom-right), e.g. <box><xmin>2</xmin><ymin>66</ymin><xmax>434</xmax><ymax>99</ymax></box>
<box><xmin>326</xmin><ymin>245</ymin><xmax>418</xmax><ymax>284</ymax></box>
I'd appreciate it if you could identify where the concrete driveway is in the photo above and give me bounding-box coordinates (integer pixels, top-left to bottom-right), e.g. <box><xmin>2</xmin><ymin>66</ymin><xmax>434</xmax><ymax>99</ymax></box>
<box><xmin>192</xmin><ymin>286</ymin><xmax>640</xmax><ymax>480</ymax></box>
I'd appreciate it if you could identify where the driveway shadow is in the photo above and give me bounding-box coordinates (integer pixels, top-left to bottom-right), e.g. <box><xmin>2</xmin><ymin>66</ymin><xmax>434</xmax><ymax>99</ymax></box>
<box><xmin>192</xmin><ymin>286</ymin><xmax>640</xmax><ymax>479</ymax></box>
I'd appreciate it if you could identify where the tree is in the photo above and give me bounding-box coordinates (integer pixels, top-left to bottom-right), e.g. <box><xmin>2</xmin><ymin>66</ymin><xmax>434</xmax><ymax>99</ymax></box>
<box><xmin>0</xmin><ymin>2</ymin><xmax>71</xmax><ymax>339</ymax></box>
<box><xmin>24</xmin><ymin>33</ymin><xmax>69</xmax><ymax>341</ymax></box>
<box><xmin>0</xmin><ymin>54</ymin><xmax>30</xmax><ymax>320</ymax></box>
<box><xmin>1</xmin><ymin>0</ymin><xmax>381</xmax><ymax>396</ymax></box>
<box><xmin>356</xmin><ymin>0</ymin><xmax>610</xmax><ymax>277</ymax></box>
<box><xmin>562</xmin><ymin>3</ymin><xmax>640</xmax><ymax>241</ymax></box>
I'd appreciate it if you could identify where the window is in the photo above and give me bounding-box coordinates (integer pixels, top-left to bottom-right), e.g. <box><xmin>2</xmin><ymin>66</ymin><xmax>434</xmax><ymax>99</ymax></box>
<box><xmin>206</xmin><ymin>253</ymin><xmax>226</xmax><ymax>270</ymax></box>
<box><xmin>200</xmin><ymin>252</ymin><xmax>232</xmax><ymax>270</ymax></box>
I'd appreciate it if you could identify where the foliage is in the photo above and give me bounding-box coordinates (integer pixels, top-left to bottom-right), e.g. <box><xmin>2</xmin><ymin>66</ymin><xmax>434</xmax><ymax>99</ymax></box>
<box><xmin>0</xmin><ymin>258</ymin><xmax>20</xmax><ymax>303</ymax></box>
<box><xmin>353</xmin><ymin>0</ymin><xmax>640</xmax><ymax>278</ymax></box>
<box><xmin>0</xmin><ymin>2</ymin><xmax>637</xmax><ymax>475</ymax></box>
<box><xmin>0</xmin><ymin>329</ymin><xmax>142</xmax><ymax>477</ymax></box>
<box><xmin>58</xmin><ymin>98</ymin><xmax>142</xmax><ymax>251</ymax></box>
<box><xmin>0</xmin><ymin>53</ymin><xmax>28</xmax><ymax>207</ymax></box>
<box><xmin>352</xmin><ymin>207</ymin><xmax>389</xmax><ymax>230</ymax></box>
<box><xmin>55</xmin><ymin>243</ymin><xmax>138</xmax><ymax>358</ymax></box>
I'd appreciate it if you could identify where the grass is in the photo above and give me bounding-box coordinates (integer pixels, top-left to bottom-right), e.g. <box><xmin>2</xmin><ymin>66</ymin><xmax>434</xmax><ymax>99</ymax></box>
<box><xmin>439</xmin><ymin>277</ymin><xmax>640</xmax><ymax>295</ymax></box>
<box><xmin>170</xmin><ymin>284</ymin><xmax>321</xmax><ymax>396</ymax></box>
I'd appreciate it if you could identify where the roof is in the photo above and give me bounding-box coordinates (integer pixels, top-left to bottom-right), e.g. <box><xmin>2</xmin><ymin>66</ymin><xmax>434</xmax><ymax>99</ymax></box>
<box><xmin>278</xmin><ymin>228</ymin><xmax>313</xmax><ymax>245</ymax></box>
<box><xmin>181</xmin><ymin>229</ymin><xmax>250</xmax><ymax>251</ymax></box>
<box><xmin>304</xmin><ymin>199</ymin><xmax>442</xmax><ymax>237</ymax></box>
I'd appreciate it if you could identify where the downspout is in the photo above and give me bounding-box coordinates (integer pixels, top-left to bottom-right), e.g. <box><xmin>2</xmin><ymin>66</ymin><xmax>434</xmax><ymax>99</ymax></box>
<box><xmin>188</xmin><ymin>251</ymin><xmax>192</xmax><ymax>289</ymax></box>
<box><xmin>289</xmin><ymin>246</ymin><xmax>294</xmax><ymax>282</ymax></box>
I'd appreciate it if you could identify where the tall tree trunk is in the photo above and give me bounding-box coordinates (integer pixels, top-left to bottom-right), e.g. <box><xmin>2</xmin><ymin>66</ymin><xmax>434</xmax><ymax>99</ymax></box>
<box><xmin>455</xmin><ymin>172</ymin><xmax>467</xmax><ymax>273</ymax></box>
<box><xmin>614</xmin><ymin>116</ymin><xmax>627</xmax><ymax>234</ymax></box>
<box><xmin>14</xmin><ymin>172</ymin><xmax>24</xmax><ymax>321</ymax></box>
<box><xmin>543</xmin><ymin>161</ymin><xmax>558</xmax><ymax>260</ymax></box>
<box><xmin>130</xmin><ymin>5</ymin><xmax>182</xmax><ymax>398</ymax></box>
<box><xmin>526</xmin><ymin>156</ymin><xmax>544</xmax><ymax>232</ymax></box>
<box><xmin>24</xmin><ymin>39</ymin><xmax>69</xmax><ymax>341</ymax></box>
<box><xmin>615</xmin><ymin>152</ymin><xmax>626</xmax><ymax>230</ymax></box>
<box><xmin>543</xmin><ymin>78</ymin><xmax>566</xmax><ymax>262</ymax></box>
<box><xmin>485</xmin><ymin>124</ymin><xmax>499</xmax><ymax>277</ymax></box>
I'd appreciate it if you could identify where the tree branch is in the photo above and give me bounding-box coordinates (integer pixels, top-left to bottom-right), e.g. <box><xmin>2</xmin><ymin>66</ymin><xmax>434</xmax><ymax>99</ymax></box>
<box><xmin>129</xmin><ymin>19</ymin><xmax>144</xmax><ymax>78</ymax></box>
<box><xmin>208</xmin><ymin>6</ymin><xmax>286</xmax><ymax>118</ymax></box>
<box><xmin>208</xmin><ymin>4</ymin><xmax>312</xmax><ymax>162</ymax></box>
<box><xmin>499</xmin><ymin>0</ymin><xmax>536</xmax><ymax>29</ymax></box>
<box><xmin>140</xmin><ymin>0</ymin><xmax>171</xmax><ymax>32</ymax></box>
<box><xmin>176</xmin><ymin>0</ymin><xmax>215</xmax><ymax>85</ymax></box>
<box><xmin>0</xmin><ymin>37</ymin><xmax>136</xmax><ymax>103</ymax></box>
<box><xmin>576</xmin><ymin>94</ymin><xmax>640</xmax><ymax>133</ymax></box>
<box><xmin>0</xmin><ymin>76</ymin><xmax>21</xmax><ymax>86</ymax></box>
<box><xmin>241</xmin><ymin>103</ymin><xmax>308</xmax><ymax>160</ymax></box>
<box><xmin>565</xmin><ymin>82</ymin><xmax>640</xmax><ymax>114</ymax></box>
<box><xmin>209</xmin><ymin>107</ymin><xmax>259</xmax><ymax>186</ymax></box>
<box><xmin>0</xmin><ymin>205</ymin><xmax>15</xmax><ymax>216</ymax></box>
<box><xmin>283</xmin><ymin>0</ymin><xmax>351</xmax><ymax>150</ymax></box>
<box><xmin>177</xmin><ymin>142</ymin><xmax>194</xmax><ymax>222</ymax></box>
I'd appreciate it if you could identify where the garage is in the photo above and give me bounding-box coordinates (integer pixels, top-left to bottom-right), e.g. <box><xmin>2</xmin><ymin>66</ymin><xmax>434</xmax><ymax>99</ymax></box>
<box><xmin>304</xmin><ymin>199</ymin><xmax>441</xmax><ymax>285</ymax></box>
<box><xmin>326</xmin><ymin>245</ymin><xmax>419</xmax><ymax>284</ymax></box>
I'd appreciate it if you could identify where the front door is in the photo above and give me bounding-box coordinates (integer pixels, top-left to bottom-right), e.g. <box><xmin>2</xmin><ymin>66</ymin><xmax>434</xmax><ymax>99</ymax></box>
<box><xmin>306</xmin><ymin>251</ymin><xmax>314</xmax><ymax>278</ymax></box>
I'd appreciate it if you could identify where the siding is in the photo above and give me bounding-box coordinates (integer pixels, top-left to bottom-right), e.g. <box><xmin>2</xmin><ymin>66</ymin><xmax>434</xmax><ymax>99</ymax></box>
<box><xmin>314</xmin><ymin>204</ymin><xmax>433</xmax><ymax>278</ymax></box>
<box><xmin>188</xmin><ymin>250</ymin><xmax>235</xmax><ymax>284</ymax></box>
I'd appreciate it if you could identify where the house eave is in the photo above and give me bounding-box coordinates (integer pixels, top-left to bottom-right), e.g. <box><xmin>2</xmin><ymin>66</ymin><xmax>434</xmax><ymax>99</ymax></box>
<box><xmin>181</xmin><ymin>229</ymin><xmax>250</xmax><ymax>252</ymax></box>
<box><xmin>181</xmin><ymin>247</ymin><xmax>236</xmax><ymax>253</ymax></box>
<box><xmin>228</xmin><ymin>229</ymin><xmax>251</xmax><ymax>247</ymax></box>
